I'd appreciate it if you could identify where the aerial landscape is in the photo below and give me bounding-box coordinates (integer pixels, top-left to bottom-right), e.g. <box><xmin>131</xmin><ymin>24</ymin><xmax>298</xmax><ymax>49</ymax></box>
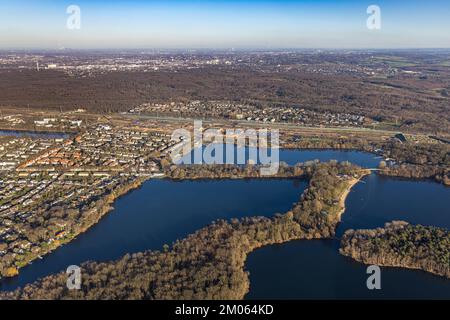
<box><xmin>0</xmin><ymin>0</ymin><xmax>448</xmax><ymax>313</ymax></box>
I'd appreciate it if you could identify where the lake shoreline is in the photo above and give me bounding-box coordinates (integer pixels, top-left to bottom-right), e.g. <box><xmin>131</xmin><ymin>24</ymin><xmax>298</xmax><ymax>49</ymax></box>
<box><xmin>1</xmin><ymin>176</ymin><xmax>148</xmax><ymax>280</ymax></box>
<box><xmin>337</xmin><ymin>173</ymin><xmax>370</xmax><ymax>221</ymax></box>
<box><xmin>1</xmin><ymin>162</ymin><xmax>368</xmax><ymax>298</ymax></box>
<box><xmin>340</xmin><ymin>222</ymin><xmax>450</xmax><ymax>279</ymax></box>
<box><xmin>0</xmin><ymin>127</ymin><xmax>75</xmax><ymax>135</ymax></box>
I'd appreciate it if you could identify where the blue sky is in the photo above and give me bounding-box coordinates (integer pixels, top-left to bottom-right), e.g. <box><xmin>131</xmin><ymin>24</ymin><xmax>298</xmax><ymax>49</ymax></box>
<box><xmin>0</xmin><ymin>0</ymin><xmax>449</xmax><ymax>49</ymax></box>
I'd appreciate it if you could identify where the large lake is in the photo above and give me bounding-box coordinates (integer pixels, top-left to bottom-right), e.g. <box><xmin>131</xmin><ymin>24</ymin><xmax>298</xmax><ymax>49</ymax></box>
<box><xmin>0</xmin><ymin>178</ymin><xmax>307</xmax><ymax>291</ymax></box>
<box><xmin>1</xmin><ymin>149</ymin><xmax>449</xmax><ymax>299</ymax></box>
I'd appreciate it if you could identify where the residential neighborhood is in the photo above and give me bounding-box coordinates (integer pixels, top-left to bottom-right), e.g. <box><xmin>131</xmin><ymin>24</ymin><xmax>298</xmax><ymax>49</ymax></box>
<box><xmin>0</xmin><ymin>123</ymin><xmax>176</xmax><ymax>276</ymax></box>
<box><xmin>129</xmin><ymin>101</ymin><xmax>368</xmax><ymax>127</ymax></box>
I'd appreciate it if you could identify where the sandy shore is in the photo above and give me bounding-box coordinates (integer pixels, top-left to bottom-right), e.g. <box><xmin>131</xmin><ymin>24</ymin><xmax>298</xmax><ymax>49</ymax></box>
<box><xmin>337</xmin><ymin>172</ymin><xmax>370</xmax><ymax>221</ymax></box>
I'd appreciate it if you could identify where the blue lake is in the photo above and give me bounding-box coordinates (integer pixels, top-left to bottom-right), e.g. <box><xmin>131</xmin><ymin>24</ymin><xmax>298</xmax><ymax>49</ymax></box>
<box><xmin>178</xmin><ymin>145</ymin><xmax>381</xmax><ymax>169</ymax></box>
<box><xmin>1</xmin><ymin>149</ymin><xmax>449</xmax><ymax>299</ymax></box>
<box><xmin>0</xmin><ymin>178</ymin><xmax>307</xmax><ymax>291</ymax></box>
<box><xmin>0</xmin><ymin>130</ymin><xmax>69</xmax><ymax>139</ymax></box>
<box><xmin>245</xmin><ymin>174</ymin><xmax>450</xmax><ymax>299</ymax></box>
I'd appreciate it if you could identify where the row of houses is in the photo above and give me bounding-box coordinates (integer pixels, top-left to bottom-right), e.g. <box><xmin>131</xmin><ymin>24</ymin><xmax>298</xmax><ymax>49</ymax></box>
<box><xmin>130</xmin><ymin>101</ymin><xmax>367</xmax><ymax>127</ymax></box>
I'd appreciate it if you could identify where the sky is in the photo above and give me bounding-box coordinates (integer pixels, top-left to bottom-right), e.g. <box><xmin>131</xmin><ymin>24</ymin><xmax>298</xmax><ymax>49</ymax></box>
<box><xmin>0</xmin><ymin>0</ymin><xmax>449</xmax><ymax>49</ymax></box>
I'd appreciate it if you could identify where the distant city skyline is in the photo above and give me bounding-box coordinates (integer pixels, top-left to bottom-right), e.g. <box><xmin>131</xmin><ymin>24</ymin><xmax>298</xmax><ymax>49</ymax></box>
<box><xmin>1</xmin><ymin>0</ymin><xmax>450</xmax><ymax>49</ymax></box>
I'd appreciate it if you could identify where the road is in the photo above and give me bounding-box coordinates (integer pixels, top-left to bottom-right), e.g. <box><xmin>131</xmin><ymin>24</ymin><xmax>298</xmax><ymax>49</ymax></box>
<box><xmin>124</xmin><ymin>113</ymin><xmax>406</xmax><ymax>136</ymax></box>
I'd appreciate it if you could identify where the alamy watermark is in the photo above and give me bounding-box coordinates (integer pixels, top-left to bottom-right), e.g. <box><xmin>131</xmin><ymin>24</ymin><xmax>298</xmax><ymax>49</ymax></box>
<box><xmin>170</xmin><ymin>121</ymin><xmax>280</xmax><ymax>176</ymax></box>
<box><xmin>65</xmin><ymin>5</ymin><xmax>379</xmax><ymax>32</ymax></box>
<box><xmin>66</xmin><ymin>5</ymin><xmax>81</xmax><ymax>30</ymax></box>
<box><xmin>366</xmin><ymin>265</ymin><xmax>381</xmax><ymax>290</ymax></box>
<box><xmin>367</xmin><ymin>5</ymin><xmax>381</xmax><ymax>30</ymax></box>
<box><xmin>66</xmin><ymin>265</ymin><xmax>81</xmax><ymax>290</ymax></box>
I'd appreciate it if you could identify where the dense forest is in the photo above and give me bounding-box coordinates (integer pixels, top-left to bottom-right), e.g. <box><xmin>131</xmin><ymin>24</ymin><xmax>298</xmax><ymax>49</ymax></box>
<box><xmin>381</xmin><ymin>141</ymin><xmax>450</xmax><ymax>166</ymax></box>
<box><xmin>163</xmin><ymin>162</ymin><xmax>308</xmax><ymax>180</ymax></box>
<box><xmin>340</xmin><ymin>221</ymin><xmax>450</xmax><ymax>279</ymax></box>
<box><xmin>376</xmin><ymin>141</ymin><xmax>449</xmax><ymax>185</ymax></box>
<box><xmin>0</xmin><ymin>162</ymin><xmax>364</xmax><ymax>299</ymax></box>
<box><xmin>379</xmin><ymin>164</ymin><xmax>450</xmax><ymax>185</ymax></box>
<box><xmin>0</xmin><ymin>66</ymin><xmax>449</xmax><ymax>133</ymax></box>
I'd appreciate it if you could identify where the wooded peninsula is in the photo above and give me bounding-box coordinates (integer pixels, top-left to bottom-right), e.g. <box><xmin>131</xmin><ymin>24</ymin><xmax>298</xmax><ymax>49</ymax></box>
<box><xmin>0</xmin><ymin>162</ymin><xmax>368</xmax><ymax>299</ymax></box>
<box><xmin>340</xmin><ymin>221</ymin><xmax>450</xmax><ymax>279</ymax></box>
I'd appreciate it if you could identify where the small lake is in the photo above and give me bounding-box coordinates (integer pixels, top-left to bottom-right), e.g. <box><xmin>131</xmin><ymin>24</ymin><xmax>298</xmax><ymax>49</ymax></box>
<box><xmin>245</xmin><ymin>174</ymin><xmax>450</xmax><ymax>299</ymax></box>
<box><xmin>178</xmin><ymin>145</ymin><xmax>381</xmax><ymax>168</ymax></box>
<box><xmin>0</xmin><ymin>130</ymin><xmax>69</xmax><ymax>139</ymax></box>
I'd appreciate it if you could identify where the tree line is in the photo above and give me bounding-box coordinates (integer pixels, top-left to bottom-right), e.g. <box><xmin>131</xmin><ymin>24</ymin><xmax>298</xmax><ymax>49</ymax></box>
<box><xmin>340</xmin><ymin>221</ymin><xmax>450</xmax><ymax>279</ymax></box>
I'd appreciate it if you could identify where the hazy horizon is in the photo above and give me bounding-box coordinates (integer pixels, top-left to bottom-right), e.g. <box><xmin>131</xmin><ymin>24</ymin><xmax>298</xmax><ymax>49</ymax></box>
<box><xmin>3</xmin><ymin>47</ymin><xmax>450</xmax><ymax>52</ymax></box>
<box><xmin>1</xmin><ymin>0</ymin><xmax>450</xmax><ymax>49</ymax></box>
